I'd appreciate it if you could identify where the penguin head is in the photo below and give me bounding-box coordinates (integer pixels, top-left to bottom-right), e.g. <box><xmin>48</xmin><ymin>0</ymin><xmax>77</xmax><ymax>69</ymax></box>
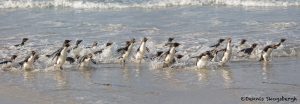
<box><xmin>92</xmin><ymin>41</ymin><xmax>98</xmax><ymax>47</ymax></box>
<box><xmin>11</xmin><ymin>55</ymin><xmax>18</xmax><ymax>60</ymax></box>
<box><xmin>280</xmin><ymin>38</ymin><xmax>286</xmax><ymax>43</ymax></box>
<box><xmin>106</xmin><ymin>42</ymin><xmax>113</xmax><ymax>47</ymax></box>
<box><xmin>240</xmin><ymin>39</ymin><xmax>247</xmax><ymax>45</ymax></box>
<box><xmin>168</xmin><ymin>38</ymin><xmax>174</xmax><ymax>42</ymax></box>
<box><xmin>251</xmin><ymin>43</ymin><xmax>258</xmax><ymax>48</ymax></box>
<box><xmin>156</xmin><ymin>51</ymin><xmax>163</xmax><ymax>57</ymax></box>
<box><xmin>131</xmin><ymin>38</ymin><xmax>136</xmax><ymax>43</ymax></box>
<box><xmin>227</xmin><ymin>38</ymin><xmax>232</xmax><ymax>43</ymax></box>
<box><xmin>218</xmin><ymin>39</ymin><xmax>225</xmax><ymax>43</ymax></box>
<box><xmin>31</xmin><ymin>51</ymin><xmax>36</xmax><ymax>56</ymax></box>
<box><xmin>173</xmin><ymin>42</ymin><xmax>180</xmax><ymax>47</ymax></box>
<box><xmin>205</xmin><ymin>51</ymin><xmax>214</xmax><ymax>59</ymax></box>
<box><xmin>22</xmin><ymin>38</ymin><xmax>29</xmax><ymax>43</ymax></box>
<box><xmin>143</xmin><ymin>37</ymin><xmax>148</xmax><ymax>42</ymax></box>
<box><xmin>126</xmin><ymin>41</ymin><xmax>131</xmax><ymax>46</ymax></box>
<box><xmin>64</xmin><ymin>40</ymin><xmax>71</xmax><ymax>44</ymax></box>
<box><xmin>76</xmin><ymin>40</ymin><xmax>83</xmax><ymax>45</ymax></box>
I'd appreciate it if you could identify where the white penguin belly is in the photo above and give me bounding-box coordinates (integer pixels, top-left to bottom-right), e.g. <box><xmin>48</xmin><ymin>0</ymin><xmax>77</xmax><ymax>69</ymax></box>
<box><xmin>197</xmin><ymin>59</ymin><xmax>208</xmax><ymax>68</ymax></box>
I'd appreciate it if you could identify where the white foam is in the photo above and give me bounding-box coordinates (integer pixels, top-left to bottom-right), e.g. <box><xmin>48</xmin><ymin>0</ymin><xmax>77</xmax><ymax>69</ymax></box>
<box><xmin>0</xmin><ymin>0</ymin><xmax>300</xmax><ymax>9</ymax></box>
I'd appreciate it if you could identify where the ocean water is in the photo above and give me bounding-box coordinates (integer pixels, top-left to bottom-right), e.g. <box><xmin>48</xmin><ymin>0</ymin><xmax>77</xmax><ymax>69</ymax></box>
<box><xmin>0</xmin><ymin>0</ymin><xmax>300</xmax><ymax>104</ymax></box>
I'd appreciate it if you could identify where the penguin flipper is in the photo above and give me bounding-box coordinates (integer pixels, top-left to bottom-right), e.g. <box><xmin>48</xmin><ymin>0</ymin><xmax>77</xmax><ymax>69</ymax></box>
<box><xmin>47</xmin><ymin>48</ymin><xmax>63</xmax><ymax>58</ymax></box>
<box><xmin>146</xmin><ymin>47</ymin><xmax>150</xmax><ymax>52</ymax></box>
<box><xmin>91</xmin><ymin>59</ymin><xmax>97</xmax><ymax>64</ymax></box>
<box><xmin>0</xmin><ymin>61</ymin><xmax>10</xmax><ymax>64</ymax></box>
<box><xmin>52</xmin><ymin>52</ymin><xmax>60</xmax><ymax>62</ymax></box>
<box><xmin>117</xmin><ymin>47</ymin><xmax>126</xmax><ymax>54</ymax></box>
<box><xmin>176</xmin><ymin>54</ymin><xmax>184</xmax><ymax>59</ymax></box>
<box><xmin>66</xmin><ymin>57</ymin><xmax>75</xmax><ymax>64</ymax></box>
<box><xmin>94</xmin><ymin>49</ymin><xmax>104</xmax><ymax>55</ymax></box>
<box><xmin>136</xmin><ymin>46</ymin><xmax>140</xmax><ymax>52</ymax></box>
<box><xmin>14</xmin><ymin>44</ymin><xmax>21</xmax><ymax>47</ymax></box>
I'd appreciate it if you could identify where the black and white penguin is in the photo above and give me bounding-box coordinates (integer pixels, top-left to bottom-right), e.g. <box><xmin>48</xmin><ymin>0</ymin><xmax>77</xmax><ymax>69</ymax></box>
<box><xmin>219</xmin><ymin>38</ymin><xmax>232</xmax><ymax>66</ymax></box>
<box><xmin>274</xmin><ymin>38</ymin><xmax>286</xmax><ymax>49</ymax></box>
<box><xmin>209</xmin><ymin>49</ymin><xmax>220</xmax><ymax>62</ymax></box>
<box><xmin>0</xmin><ymin>55</ymin><xmax>17</xmax><ymax>65</ymax></box>
<box><xmin>46</xmin><ymin>40</ymin><xmax>71</xmax><ymax>58</ymax></box>
<box><xmin>19</xmin><ymin>51</ymin><xmax>39</xmax><ymax>71</ymax></box>
<box><xmin>14</xmin><ymin>38</ymin><xmax>28</xmax><ymax>47</ymax></box>
<box><xmin>164</xmin><ymin>37</ymin><xmax>174</xmax><ymax>46</ymax></box>
<box><xmin>163</xmin><ymin>42</ymin><xmax>180</xmax><ymax>68</ymax></box>
<box><xmin>135</xmin><ymin>37</ymin><xmax>150</xmax><ymax>63</ymax></box>
<box><xmin>78</xmin><ymin>53</ymin><xmax>96</xmax><ymax>68</ymax></box>
<box><xmin>117</xmin><ymin>39</ymin><xmax>135</xmax><ymax>64</ymax></box>
<box><xmin>93</xmin><ymin>42</ymin><xmax>113</xmax><ymax>55</ymax></box>
<box><xmin>53</xmin><ymin>43</ymin><xmax>70</xmax><ymax>70</ymax></box>
<box><xmin>210</xmin><ymin>38</ymin><xmax>225</xmax><ymax>48</ymax></box>
<box><xmin>86</xmin><ymin>41</ymin><xmax>98</xmax><ymax>49</ymax></box>
<box><xmin>191</xmin><ymin>51</ymin><xmax>214</xmax><ymax>69</ymax></box>
<box><xmin>259</xmin><ymin>44</ymin><xmax>278</xmax><ymax>62</ymax></box>
<box><xmin>236</xmin><ymin>39</ymin><xmax>247</xmax><ymax>50</ymax></box>
<box><xmin>70</xmin><ymin>40</ymin><xmax>83</xmax><ymax>58</ymax></box>
<box><xmin>239</xmin><ymin>43</ymin><xmax>258</xmax><ymax>56</ymax></box>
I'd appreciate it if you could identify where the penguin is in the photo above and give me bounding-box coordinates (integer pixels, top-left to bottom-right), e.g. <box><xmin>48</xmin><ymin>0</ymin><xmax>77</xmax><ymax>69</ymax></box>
<box><xmin>93</xmin><ymin>42</ymin><xmax>113</xmax><ymax>55</ymax></box>
<box><xmin>53</xmin><ymin>43</ymin><xmax>70</xmax><ymax>70</ymax></box>
<box><xmin>14</xmin><ymin>38</ymin><xmax>28</xmax><ymax>47</ymax></box>
<box><xmin>219</xmin><ymin>38</ymin><xmax>232</xmax><ymax>66</ymax></box>
<box><xmin>163</xmin><ymin>42</ymin><xmax>180</xmax><ymax>68</ymax></box>
<box><xmin>191</xmin><ymin>51</ymin><xmax>214</xmax><ymax>69</ymax></box>
<box><xmin>236</xmin><ymin>39</ymin><xmax>247</xmax><ymax>50</ymax></box>
<box><xmin>70</xmin><ymin>40</ymin><xmax>83</xmax><ymax>58</ymax></box>
<box><xmin>209</xmin><ymin>49</ymin><xmax>220</xmax><ymax>62</ymax></box>
<box><xmin>210</xmin><ymin>38</ymin><xmax>225</xmax><ymax>48</ymax></box>
<box><xmin>274</xmin><ymin>38</ymin><xmax>286</xmax><ymax>49</ymax></box>
<box><xmin>239</xmin><ymin>43</ymin><xmax>258</xmax><ymax>56</ymax></box>
<box><xmin>64</xmin><ymin>40</ymin><xmax>84</xmax><ymax>64</ymax></box>
<box><xmin>78</xmin><ymin>53</ymin><xmax>97</xmax><ymax>68</ymax></box>
<box><xmin>117</xmin><ymin>39</ymin><xmax>135</xmax><ymax>65</ymax></box>
<box><xmin>46</xmin><ymin>40</ymin><xmax>71</xmax><ymax>58</ymax></box>
<box><xmin>0</xmin><ymin>55</ymin><xmax>17</xmax><ymax>65</ymax></box>
<box><xmin>86</xmin><ymin>41</ymin><xmax>98</xmax><ymax>49</ymax></box>
<box><xmin>259</xmin><ymin>44</ymin><xmax>278</xmax><ymax>62</ymax></box>
<box><xmin>154</xmin><ymin>38</ymin><xmax>175</xmax><ymax>59</ymax></box>
<box><xmin>19</xmin><ymin>51</ymin><xmax>39</xmax><ymax>71</ymax></box>
<box><xmin>135</xmin><ymin>37</ymin><xmax>150</xmax><ymax>63</ymax></box>
<box><xmin>164</xmin><ymin>37</ymin><xmax>174</xmax><ymax>46</ymax></box>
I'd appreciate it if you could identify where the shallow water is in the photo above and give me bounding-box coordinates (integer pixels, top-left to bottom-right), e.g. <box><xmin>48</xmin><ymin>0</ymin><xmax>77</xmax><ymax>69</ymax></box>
<box><xmin>1</xmin><ymin>1</ymin><xmax>300</xmax><ymax>104</ymax></box>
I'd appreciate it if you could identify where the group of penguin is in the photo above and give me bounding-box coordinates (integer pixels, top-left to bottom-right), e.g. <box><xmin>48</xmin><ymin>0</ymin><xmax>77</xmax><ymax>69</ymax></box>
<box><xmin>0</xmin><ymin>37</ymin><xmax>286</xmax><ymax>71</ymax></box>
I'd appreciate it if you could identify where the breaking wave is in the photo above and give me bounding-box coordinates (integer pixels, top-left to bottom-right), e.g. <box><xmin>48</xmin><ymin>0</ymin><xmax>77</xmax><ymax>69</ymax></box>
<box><xmin>0</xmin><ymin>0</ymin><xmax>300</xmax><ymax>9</ymax></box>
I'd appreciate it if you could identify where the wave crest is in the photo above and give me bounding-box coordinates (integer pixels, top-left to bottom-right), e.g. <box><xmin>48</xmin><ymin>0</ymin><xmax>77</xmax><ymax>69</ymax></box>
<box><xmin>0</xmin><ymin>0</ymin><xmax>300</xmax><ymax>9</ymax></box>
